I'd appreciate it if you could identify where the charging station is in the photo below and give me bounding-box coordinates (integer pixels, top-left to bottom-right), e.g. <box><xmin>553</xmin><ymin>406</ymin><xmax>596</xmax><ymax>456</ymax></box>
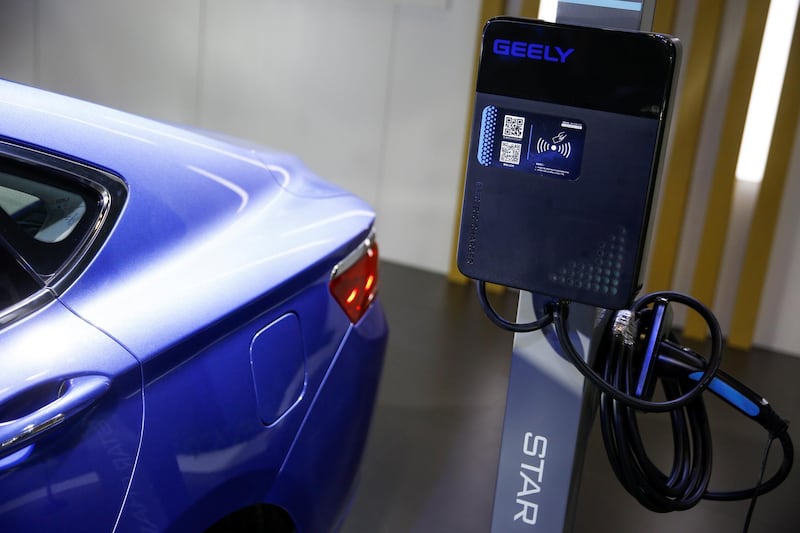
<box><xmin>457</xmin><ymin>10</ymin><xmax>793</xmax><ymax>533</ymax></box>
<box><xmin>458</xmin><ymin>18</ymin><xmax>679</xmax><ymax>310</ymax></box>
<box><xmin>458</xmin><ymin>16</ymin><xmax>680</xmax><ymax>531</ymax></box>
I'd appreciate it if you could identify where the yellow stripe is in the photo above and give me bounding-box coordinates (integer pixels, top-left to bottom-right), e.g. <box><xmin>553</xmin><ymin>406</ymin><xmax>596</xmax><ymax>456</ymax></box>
<box><xmin>652</xmin><ymin>0</ymin><xmax>676</xmax><ymax>34</ymax></box>
<box><xmin>645</xmin><ymin>0</ymin><xmax>724</xmax><ymax>293</ymax></box>
<box><xmin>519</xmin><ymin>0</ymin><xmax>541</xmax><ymax>20</ymax></box>
<box><xmin>728</xmin><ymin>18</ymin><xmax>800</xmax><ymax>350</ymax></box>
<box><xmin>683</xmin><ymin>0</ymin><xmax>770</xmax><ymax>340</ymax></box>
<box><xmin>448</xmin><ymin>0</ymin><xmax>506</xmax><ymax>284</ymax></box>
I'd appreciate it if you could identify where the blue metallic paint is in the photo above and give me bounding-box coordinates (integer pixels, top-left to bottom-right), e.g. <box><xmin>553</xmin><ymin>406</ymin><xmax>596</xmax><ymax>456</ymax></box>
<box><xmin>250</xmin><ymin>313</ymin><xmax>306</xmax><ymax>427</ymax></box>
<box><xmin>267</xmin><ymin>301</ymin><xmax>388</xmax><ymax>533</ymax></box>
<box><xmin>0</xmin><ymin>300</ymin><xmax>143</xmax><ymax>531</ymax></box>
<box><xmin>0</xmin><ymin>80</ymin><xmax>387</xmax><ymax>531</ymax></box>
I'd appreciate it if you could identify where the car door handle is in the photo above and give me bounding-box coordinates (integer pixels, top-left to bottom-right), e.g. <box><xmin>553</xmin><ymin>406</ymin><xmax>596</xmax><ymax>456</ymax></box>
<box><xmin>0</xmin><ymin>375</ymin><xmax>111</xmax><ymax>456</ymax></box>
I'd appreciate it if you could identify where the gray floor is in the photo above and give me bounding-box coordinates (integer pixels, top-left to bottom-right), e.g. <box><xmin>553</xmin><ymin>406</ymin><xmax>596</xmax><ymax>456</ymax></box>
<box><xmin>342</xmin><ymin>262</ymin><xmax>800</xmax><ymax>533</ymax></box>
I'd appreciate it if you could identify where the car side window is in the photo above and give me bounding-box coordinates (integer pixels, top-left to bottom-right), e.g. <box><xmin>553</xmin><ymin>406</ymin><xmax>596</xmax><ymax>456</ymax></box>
<box><xmin>0</xmin><ymin>174</ymin><xmax>87</xmax><ymax>244</ymax></box>
<box><xmin>0</xmin><ymin>142</ymin><xmax>127</xmax><ymax>323</ymax></box>
<box><xmin>0</xmin><ymin>239</ymin><xmax>41</xmax><ymax>312</ymax></box>
<box><xmin>0</xmin><ymin>161</ymin><xmax>99</xmax><ymax>278</ymax></box>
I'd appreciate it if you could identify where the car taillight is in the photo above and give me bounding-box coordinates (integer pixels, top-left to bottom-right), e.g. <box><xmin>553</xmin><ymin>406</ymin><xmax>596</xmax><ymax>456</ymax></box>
<box><xmin>330</xmin><ymin>233</ymin><xmax>379</xmax><ymax>324</ymax></box>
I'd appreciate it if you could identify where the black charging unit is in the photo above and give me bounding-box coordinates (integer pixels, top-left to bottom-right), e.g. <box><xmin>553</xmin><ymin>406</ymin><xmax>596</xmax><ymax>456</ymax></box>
<box><xmin>458</xmin><ymin>17</ymin><xmax>793</xmax><ymax>533</ymax></box>
<box><xmin>458</xmin><ymin>18</ymin><xmax>679</xmax><ymax>309</ymax></box>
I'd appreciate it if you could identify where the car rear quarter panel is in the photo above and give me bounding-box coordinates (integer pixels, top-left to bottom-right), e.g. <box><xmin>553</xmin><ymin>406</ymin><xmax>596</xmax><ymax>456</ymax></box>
<box><xmin>114</xmin><ymin>275</ymin><xmax>377</xmax><ymax>532</ymax></box>
<box><xmin>0</xmin><ymin>81</ymin><xmax>388</xmax><ymax>531</ymax></box>
<box><xmin>1</xmin><ymin>81</ymin><xmax>375</xmax><ymax>361</ymax></box>
<box><xmin>265</xmin><ymin>300</ymin><xmax>388</xmax><ymax>533</ymax></box>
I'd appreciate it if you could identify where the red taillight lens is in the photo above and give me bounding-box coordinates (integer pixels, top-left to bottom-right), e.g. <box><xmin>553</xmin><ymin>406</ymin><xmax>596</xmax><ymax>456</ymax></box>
<box><xmin>330</xmin><ymin>236</ymin><xmax>379</xmax><ymax>324</ymax></box>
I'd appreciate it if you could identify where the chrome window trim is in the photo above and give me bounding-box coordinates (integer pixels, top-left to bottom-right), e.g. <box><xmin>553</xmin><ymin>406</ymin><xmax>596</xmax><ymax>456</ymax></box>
<box><xmin>0</xmin><ymin>290</ymin><xmax>54</xmax><ymax>328</ymax></box>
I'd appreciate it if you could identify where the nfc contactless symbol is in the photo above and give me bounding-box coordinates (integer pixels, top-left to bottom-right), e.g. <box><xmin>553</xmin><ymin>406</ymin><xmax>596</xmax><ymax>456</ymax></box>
<box><xmin>536</xmin><ymin>131</ymin><xmax>572</xmax><ymax>158</ymax></box>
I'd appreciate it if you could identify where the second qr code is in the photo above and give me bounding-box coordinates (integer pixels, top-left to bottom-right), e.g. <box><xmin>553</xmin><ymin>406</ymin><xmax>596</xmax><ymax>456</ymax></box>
<box><xmin>500</xmin><ymin>141</ymin><xmax>522</xmax><ymax>165</ymax></box>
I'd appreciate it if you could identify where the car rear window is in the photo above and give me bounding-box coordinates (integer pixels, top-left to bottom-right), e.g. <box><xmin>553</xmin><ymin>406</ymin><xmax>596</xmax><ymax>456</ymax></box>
<box><xmin>0</xmin><ymin>142</ymin><xmax>126</xmax><ymax>295</ymax></box>
<box><xmin>0</xmin><ymin>164</ymin><xmax>100</xmax><ymax>279</ymax></box>
<box><xmin>0</xmin><ymin>239</ymin><xmax>41</xmax><ymax>315</ymax></box>
<box><xmin>0</xmin><ymin>173</ymin><xmax>87</xmax><ymax>243</ymax></box>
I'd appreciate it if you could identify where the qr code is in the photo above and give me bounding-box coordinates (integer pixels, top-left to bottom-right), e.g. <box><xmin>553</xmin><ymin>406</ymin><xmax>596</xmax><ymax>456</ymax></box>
<box><xmin>503</xmin><ymin>115</ymin><xmax>525</xmax><ymax>140</ymax></box>
<box><xmin>500</xmin><ymin>141</ymin><xmax>522</xmax><ymax>165</ymax></box>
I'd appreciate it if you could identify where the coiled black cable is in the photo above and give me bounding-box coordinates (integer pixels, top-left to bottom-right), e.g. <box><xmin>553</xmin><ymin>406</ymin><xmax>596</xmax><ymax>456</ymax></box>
<box><xmin>598</xmin><ymin>339</ymin><xmax>793</xmax><ymax>515</ymax></box>
<box><xmin>592</xmin><ymin>296</ymin><xmax>794</xmax><ymax>513</ymax></box>
<box><xmin>551</xmin><ymin>294</ymin><xmax>722</xmax><ymax>413</ymax></box>
<box><xmin>476</xmin><ymin>280</ymin><xmax>553</xmax><ymax>332</ymax></box>
<box><xmin>475</xmin><ymin>281</ymin><xmax>794</xmax><ymax>519</ymax></box>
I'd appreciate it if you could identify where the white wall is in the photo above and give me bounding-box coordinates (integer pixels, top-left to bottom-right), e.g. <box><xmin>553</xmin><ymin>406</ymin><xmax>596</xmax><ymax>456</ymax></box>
<box><xmin>0</xmin><ymin>0</ymin><xmax>35</xmax><ymax>83</ymax></box>
<box><xmin>2</xmin><ymin>0</ymin><xmax>800</xmax><ymax>355</ymax></box>
<box><xmin>0</xmin><ymin>0</ymin><xmax>480</xmax><ymax>274</ymax></box>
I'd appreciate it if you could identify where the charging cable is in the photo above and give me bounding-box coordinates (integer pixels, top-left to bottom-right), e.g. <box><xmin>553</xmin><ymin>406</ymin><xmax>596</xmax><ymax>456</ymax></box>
<box><xmin>476</xmin><ymin>281</ymin><xmax>794</xmax><ymax>527</ymax></box>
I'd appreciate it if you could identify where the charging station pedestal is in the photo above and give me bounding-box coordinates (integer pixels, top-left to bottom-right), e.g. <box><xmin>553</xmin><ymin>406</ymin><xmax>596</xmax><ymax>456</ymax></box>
<box><xmin>491</xmin><ymin>297</ymin><xmax>604</xmax><ymax>532</ymax></box>
<box><xmin>484</xmin><ymin>3</ymin><xmax>664</xmax><ymax>531</ymax></box>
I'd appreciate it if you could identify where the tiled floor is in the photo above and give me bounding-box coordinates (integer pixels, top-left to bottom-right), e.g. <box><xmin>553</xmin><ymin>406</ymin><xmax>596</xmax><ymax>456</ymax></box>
<box><xmin>342</xmin><ymin>262</ymin><xmax>800</xmax><ymax>533</ymax></box>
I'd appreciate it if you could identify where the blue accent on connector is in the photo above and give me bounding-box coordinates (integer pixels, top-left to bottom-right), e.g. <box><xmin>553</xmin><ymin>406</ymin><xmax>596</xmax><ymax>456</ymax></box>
<box><xmin>688</xmin><ymin>372</ymin><xmax>760</xmax><ymax>417</ymax></box>
<box><xmin>636</xmin><ymin>302</ymin><xmax>666</xmax><ymax>397</ymax></box>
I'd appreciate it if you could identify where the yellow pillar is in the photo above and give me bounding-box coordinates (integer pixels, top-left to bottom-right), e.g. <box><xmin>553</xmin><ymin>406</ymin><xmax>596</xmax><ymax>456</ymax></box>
<box><xmin>645</xmin><ymin>0</ymin><xmax>725</xmax><ymax>293</ymax></box>
<box><xmin>683</xmin><ymin>0</ymin><xmax>770</xmax><ymax>340</ymax></box>
<box><xmin>448</xmin><ymin>0</ymin><xmax>507</xmax><ymax>285</ymax></box>
<box><xmin>728</xmin><ymin>18</ymin><xmax>800</xmax><ymax>349</ymax></box>
<box><xmin>519</xmin><ymin>0</ymin><xmax>541</xmax><ymax>20</ymax></box>
<box><xmin>652</xmin><ymin>0</ymin><xmax>676</xmax><ymax>34</ymax></box>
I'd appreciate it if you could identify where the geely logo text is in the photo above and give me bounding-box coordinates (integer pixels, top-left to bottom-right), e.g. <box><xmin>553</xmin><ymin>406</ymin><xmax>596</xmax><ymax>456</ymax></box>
<box><xmin>493</xmin><ymin>39</ymin><xmax>574</xmax><ymax>63</ymax></box>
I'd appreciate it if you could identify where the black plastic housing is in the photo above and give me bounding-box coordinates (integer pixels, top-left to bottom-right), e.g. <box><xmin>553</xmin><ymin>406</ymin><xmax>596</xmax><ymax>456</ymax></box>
<box><xmin>457</xmin><ymin>18</ymin><xmax>680</xmax><ymax>309</ymax></box>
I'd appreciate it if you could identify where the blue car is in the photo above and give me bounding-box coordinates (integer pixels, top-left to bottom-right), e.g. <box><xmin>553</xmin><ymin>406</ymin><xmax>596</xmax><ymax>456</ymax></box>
<box><xmin>0</xmin><ymin>80</ymin><xmax>388</xmax><ymax>532</ymax></box>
